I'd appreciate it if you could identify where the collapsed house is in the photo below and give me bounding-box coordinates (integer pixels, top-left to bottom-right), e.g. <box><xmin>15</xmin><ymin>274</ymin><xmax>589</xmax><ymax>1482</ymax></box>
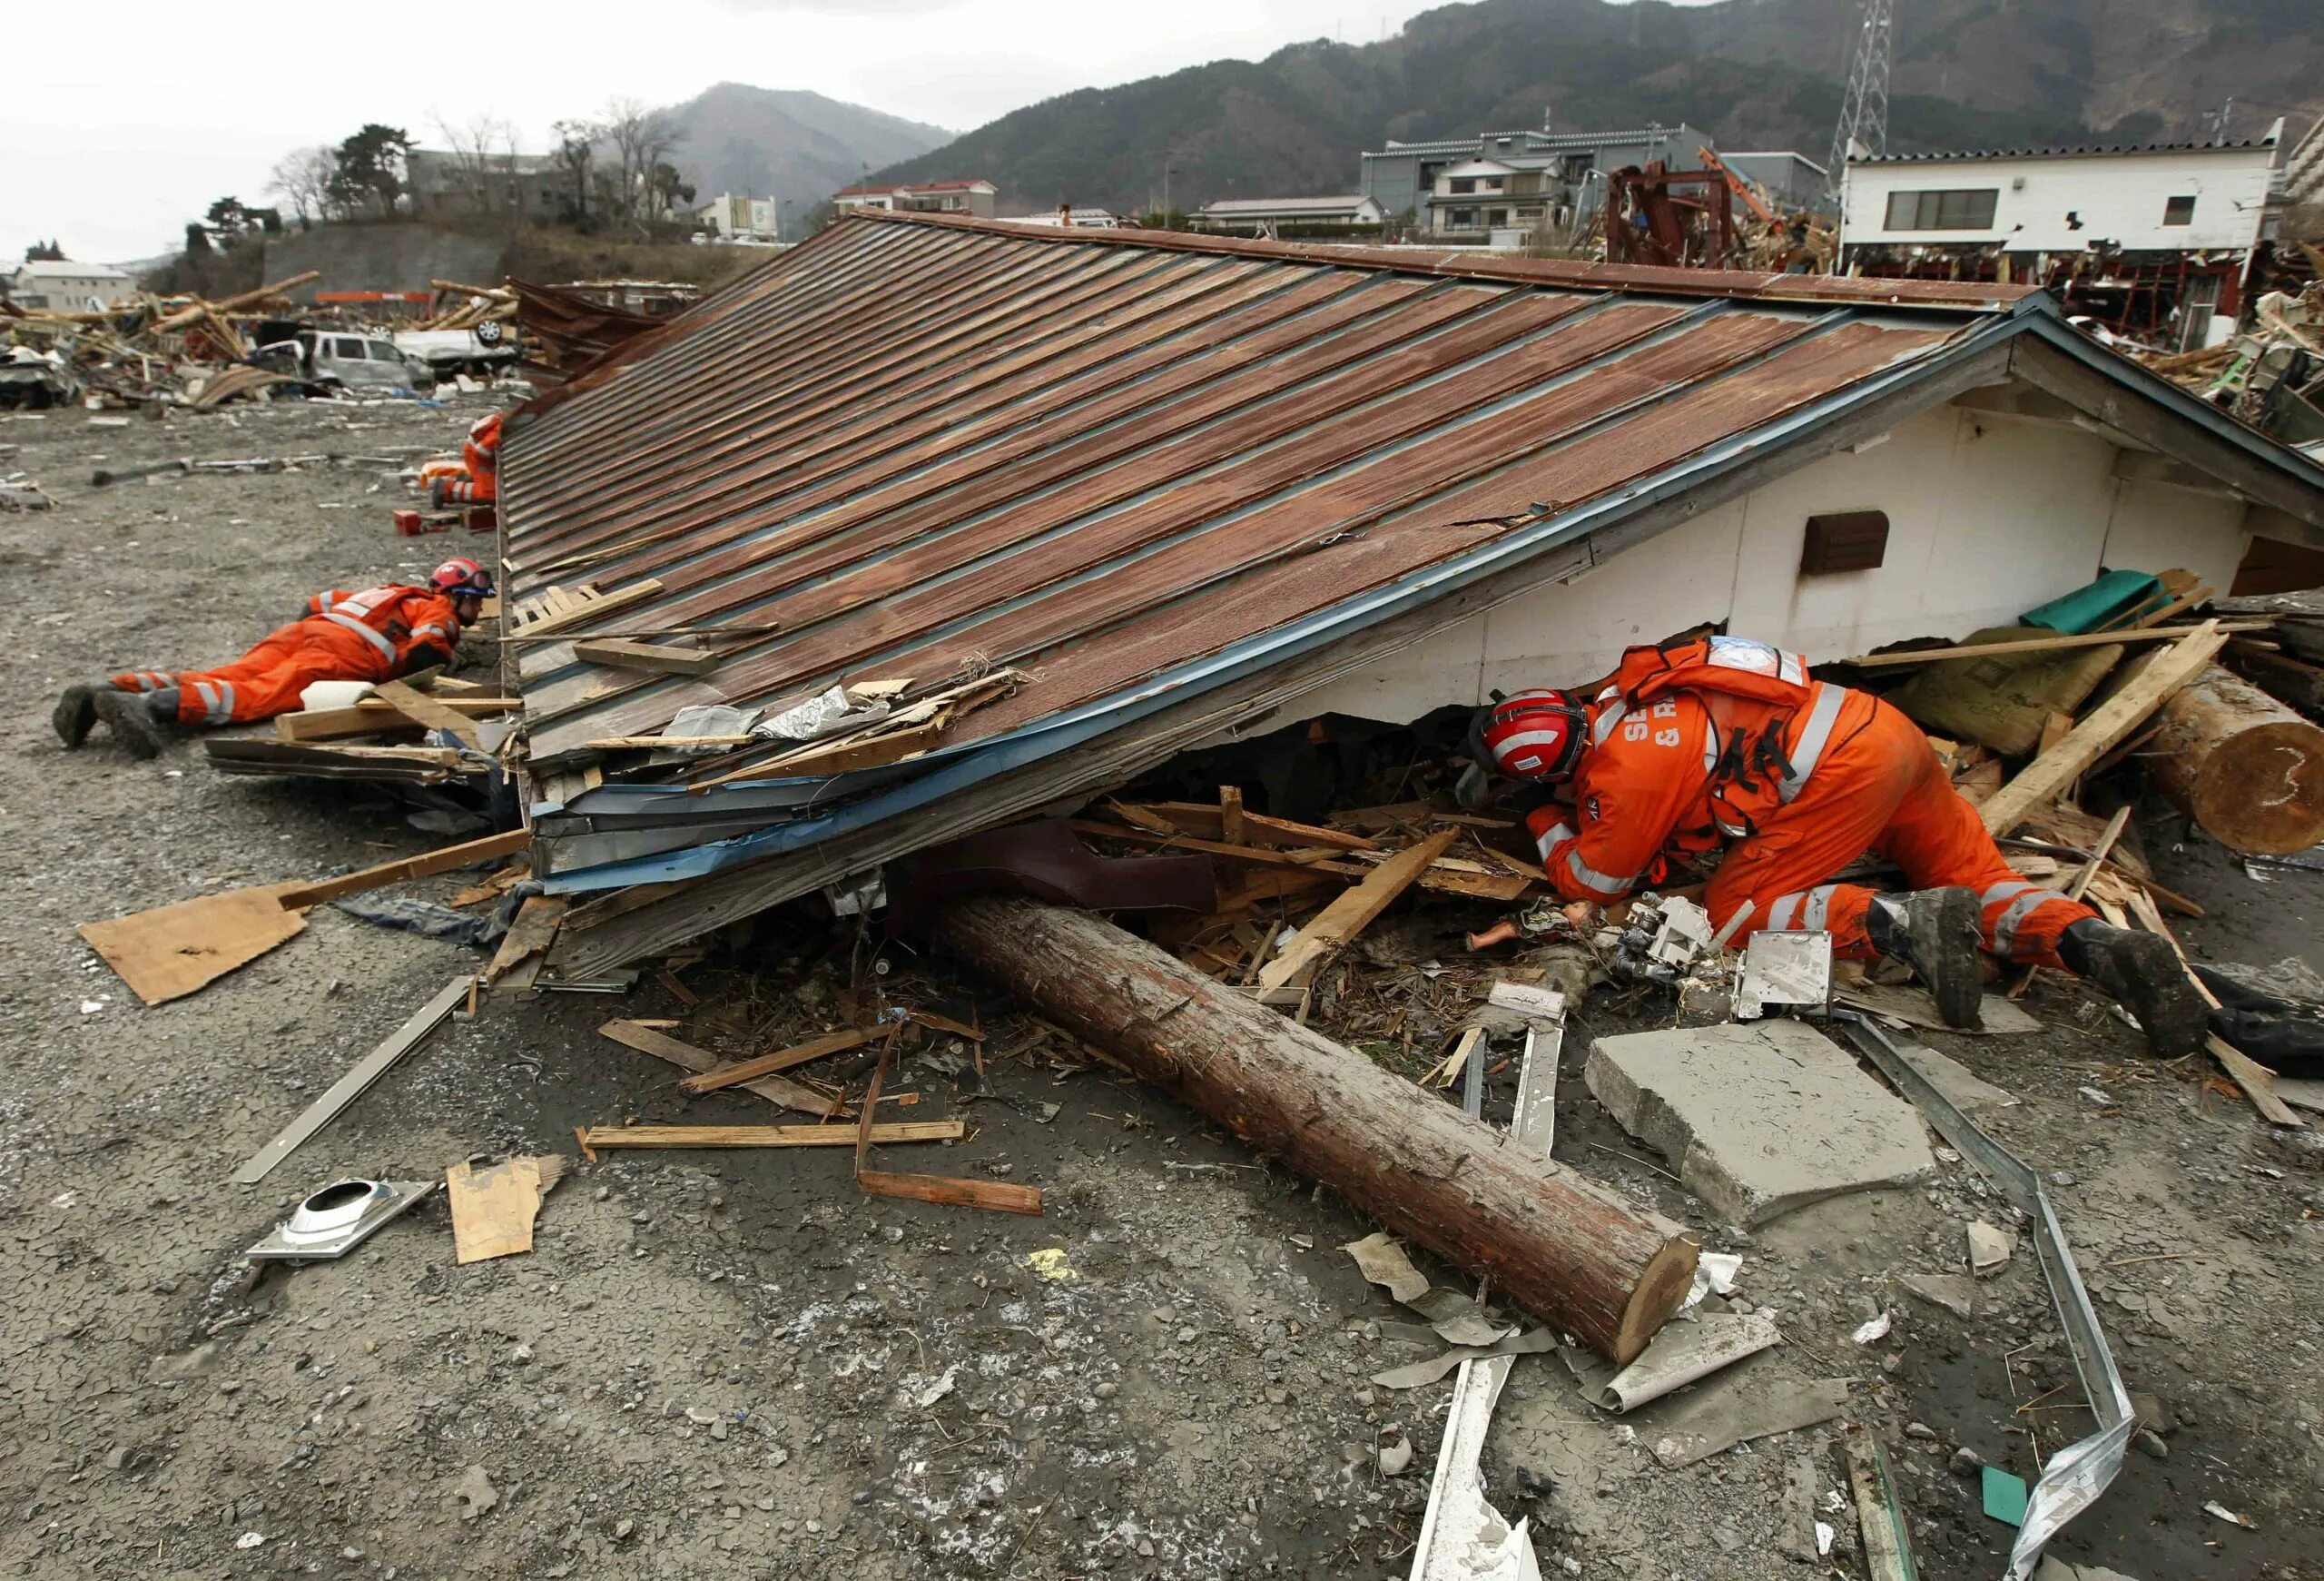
<box><xmin>487</xmin><ymin>211</ymin><xmax>2324</xmax><ymax>981</ymax></box>
<box><xmin>1836</xmin><ymin>130</ymin><xmax>2289</xmax><ymax>349</ymax></box>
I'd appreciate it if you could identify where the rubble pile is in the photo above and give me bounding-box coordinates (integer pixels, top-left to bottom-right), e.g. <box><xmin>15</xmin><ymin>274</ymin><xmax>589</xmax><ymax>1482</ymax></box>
<box><xmin>1</xmin><ymin>271</ymin><xmax>323</xmax><ymax>410</ymax></box>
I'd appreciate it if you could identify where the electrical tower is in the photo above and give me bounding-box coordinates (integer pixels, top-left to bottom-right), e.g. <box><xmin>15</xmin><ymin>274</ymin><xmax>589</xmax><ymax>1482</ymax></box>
<box><xmin>1825</xmin><ymin>0</ymin><xmax>1894</xmax><ymax>201</ymax></box>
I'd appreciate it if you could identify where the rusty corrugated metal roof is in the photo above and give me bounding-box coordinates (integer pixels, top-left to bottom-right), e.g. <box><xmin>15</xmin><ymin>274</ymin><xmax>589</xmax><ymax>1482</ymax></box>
<box><xmin>501</xmin><ymin>212</ymin><xmax>2025</xmax><ymax>786</ymax></box>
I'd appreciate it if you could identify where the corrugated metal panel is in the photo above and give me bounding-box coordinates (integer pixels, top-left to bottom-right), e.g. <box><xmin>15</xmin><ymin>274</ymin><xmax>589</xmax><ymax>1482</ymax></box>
<box><xmin>501</xmin><ymin>212</ymin><xmax>2008</xmax><ymax>778</ymax></box>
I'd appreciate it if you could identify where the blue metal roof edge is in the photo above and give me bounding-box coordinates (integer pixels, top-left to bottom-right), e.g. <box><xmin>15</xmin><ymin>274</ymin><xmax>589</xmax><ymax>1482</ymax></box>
<box><xmin>542</xmin><ymin>306</ymin><xmax>2033</xmax><ymax>893</ymax></box>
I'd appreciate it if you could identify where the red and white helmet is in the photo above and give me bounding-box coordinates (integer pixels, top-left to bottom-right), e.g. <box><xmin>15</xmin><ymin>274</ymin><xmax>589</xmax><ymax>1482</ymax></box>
<box><xmin>1472</xmin><ymin>688</ymin><xmax>1588</xmax><ymax>783</ymax></box>
<box><xmin>430</xmin><ymin>556</ymin><xmax>493</xmax><ymax>598</ymax></box>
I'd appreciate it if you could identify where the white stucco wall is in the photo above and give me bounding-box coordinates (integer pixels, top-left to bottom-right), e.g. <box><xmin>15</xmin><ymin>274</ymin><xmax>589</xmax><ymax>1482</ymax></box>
<box><xmin>1839</xmin><ymin>145</ymin><xmax>2275</xmax><ymax>254</ymax></box>
<box><xmin>1295</xmin><ymin>391</ymin><xmax>2255</xmax><ymax>724</ymax></box>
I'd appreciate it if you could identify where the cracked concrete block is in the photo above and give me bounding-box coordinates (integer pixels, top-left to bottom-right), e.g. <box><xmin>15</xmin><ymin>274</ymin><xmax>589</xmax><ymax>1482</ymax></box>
<box><xmin>1584</xmin><ymin>1020</ymin><xmax>1937</xmax><ymax>1227</ymax></box>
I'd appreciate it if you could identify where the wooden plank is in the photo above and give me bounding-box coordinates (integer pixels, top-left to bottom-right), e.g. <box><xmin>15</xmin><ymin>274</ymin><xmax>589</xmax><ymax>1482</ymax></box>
<box><xmin>579</xmin><ymin>1122</ymin><xmax>964</xmax><ymax>1148</ymax></box>
<box><xmin>596</xmin><ymin>1019</ymin><xmax>841</xmax><ymax>1117</ymax></box>
<box><xmin>1846</xmin><ymin>621</ymin><xmax>2263</xmax><ymax>669</ymax></box>
<box><xmin>858</xmin><ymin>1170</ymin><xmax>1045</xmax><ymax>1213</ymax></box>
<box><xmin>1219</xmin><ymin>785</ymin><xmax>1246</xmax><ymax>845</ymax></box>
<box><xmin>1979</xmin><ymin>623</ymin><xmax>2230</xmax><ymax>837</ymax></box>
<box><xmin>231</xmin><ymin>976</ymin><xmax>471</xmax><ymax>1184</ymax></box>
<box><xmin>276</xmin><ymin>828</ymin><xmax>532</xmax><ymax>909</ymax></box>
<box><xmin>1068</xmin><ymin>818</ymin><xmax>1349</xmax><ymax>870</ymax></box>
<box><xmin>1121</xmin><ymin>801</ymin><xmax>1379</xmax><ymax>851</ymax></box>
<box><xmin>852</xmin><ymin>1031</ymin><xmax>1042</xmax><ymax>1215</ymax></box>
<box><xmin>506</xmin><ymin>578</ymin><xmax>664</xmax><ymax>639</ymax></box>
<box><xmin>275</xmin><ymin>696</ymin><xmax>519</xmax><ymax>743</ymax></box>
<box><xmin>677</xmin><ymin>1026</ymin><xmax>880</xmax><ymax>1093</ymax></box>
<box><xmin>1259</xmin><ymin>828</ymin><xmax>1459</xmax><ymax>990</ymax></box>
<box><xmin>371</xmin><ymin>679</ymin><xmax>486</xmax><ymax>749</ymax></box>
<box><xmin>79</xmin><ymin>882</ymin><xmax>310</xmax><ymax>1005</ymax></box>
<box><xmin>484</xmin><ymin>894</ymin><xmax>566</xmax><ymax>988</ymax></box>
<box><xmin>1844</xmin><ymin>1428</ymin><xmax>1915</xmax><ymax>1581</ymax></box>
<box><xmin>570</xmin><ymin>637</ymin><xmax>722</xmax><ymax>676</ymax></box>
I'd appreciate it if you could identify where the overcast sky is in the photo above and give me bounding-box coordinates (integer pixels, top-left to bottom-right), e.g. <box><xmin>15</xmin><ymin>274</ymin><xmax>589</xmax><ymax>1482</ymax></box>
<box><xmin>2</xmin><ymin>0</ymin><xmax>1561</xmax><ymax>266</ymax></box>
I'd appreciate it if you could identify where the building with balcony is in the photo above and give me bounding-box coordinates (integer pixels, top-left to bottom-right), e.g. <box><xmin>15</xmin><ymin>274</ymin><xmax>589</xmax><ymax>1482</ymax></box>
<box><xmin>832</xmin><ymin>179</ymin><xmax>998</xmax><ymax>219</ymax></box>
<box><xmin>1360</xmin><ymin>124</ymin><xmax>1713</xmax><ymax>242</ymax></box>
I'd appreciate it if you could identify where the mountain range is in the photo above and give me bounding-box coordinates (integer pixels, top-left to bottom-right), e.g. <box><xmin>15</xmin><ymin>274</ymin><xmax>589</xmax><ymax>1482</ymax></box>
<box><xmin>662</xmin><ymin>83</ymin><xmax>952</xmax><ymax>219</ymax></box>
<box><xmin>866</xmin><ymin>0</ymin><xmax>2324</xmax><ymax>217</ymax></box>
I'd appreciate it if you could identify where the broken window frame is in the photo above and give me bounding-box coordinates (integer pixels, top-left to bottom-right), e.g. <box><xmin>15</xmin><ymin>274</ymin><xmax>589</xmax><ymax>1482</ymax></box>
<box><xmin>2162</xmin><ymin>193</ymin><xmax>2197</xmax><ymax>226</ymax></box>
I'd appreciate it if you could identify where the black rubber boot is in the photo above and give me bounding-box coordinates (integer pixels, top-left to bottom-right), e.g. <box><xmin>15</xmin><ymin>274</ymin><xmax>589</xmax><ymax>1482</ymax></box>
<box><xmin>1866</xmin><ymin>887</ymin><xmax>1984</xmax><ymax>1029</ymax></box>
<box><xmin>92</xmin><ymin>688</ymin><xmax>173</xmax><ymax>758</ymax></box>
<box><xmin>2057</xmin><ymin>919</ymin><xmax>2208</xmax><ymax>1058</ymax></box>
<box><xmin>52</xmin><ymin>684</ymin><xmax>99</xmax><ymax>747</ymax></box>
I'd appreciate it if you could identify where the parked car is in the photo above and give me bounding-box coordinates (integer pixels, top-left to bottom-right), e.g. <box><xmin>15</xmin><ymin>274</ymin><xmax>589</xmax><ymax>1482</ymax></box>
<box><xmin>251</xmin><ymin>330</ymin><xmax>436</xmax><ymax>395</ymax></box>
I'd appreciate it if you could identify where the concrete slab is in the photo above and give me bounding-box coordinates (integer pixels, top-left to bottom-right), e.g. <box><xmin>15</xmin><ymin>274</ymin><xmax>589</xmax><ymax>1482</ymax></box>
<box><xmin>1585</xmin><ymin>1020</ymin><xmax>1938</xmax><ymax>1227</ymax></box>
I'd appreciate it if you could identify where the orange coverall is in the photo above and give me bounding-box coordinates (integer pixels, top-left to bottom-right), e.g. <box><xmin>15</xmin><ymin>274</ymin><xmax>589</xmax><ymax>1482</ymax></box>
<box><xmin>110</xmin><ymin>586</ymin><xmax>463</xmax><ymax>727</ymax></box>
<box><xmin>1525</xmin><ymin>686</ymin><xmax>2096</xmax><ymax>969</ymax></box>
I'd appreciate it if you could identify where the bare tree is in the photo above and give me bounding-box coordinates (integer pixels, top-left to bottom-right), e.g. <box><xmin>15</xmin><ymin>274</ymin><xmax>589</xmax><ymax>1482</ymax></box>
<box><xmin>433</xmin><ymin>112</ymin><xmax>523</xmax><ymax>228</ymax></box>
<box><xmin>270</xmin><ymin>145</ymin><xmax>338</xmax><ymax>228</ymax></box>
<box><xmin>552</xmin><ymin>116</ymin><xmax>601</xmax><ymax>227</ymax></box>
<box><xmin>599</xmin><ymin>96</ymin><xmax>680</xmax><ymax>237</ymax></box>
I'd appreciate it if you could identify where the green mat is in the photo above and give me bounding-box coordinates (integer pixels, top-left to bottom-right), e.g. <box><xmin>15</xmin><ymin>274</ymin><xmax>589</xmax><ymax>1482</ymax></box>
<box><xmin>2021</xmin><ymin>569</ymin><xmax>2164</xmax><ymax>634</ymax></box>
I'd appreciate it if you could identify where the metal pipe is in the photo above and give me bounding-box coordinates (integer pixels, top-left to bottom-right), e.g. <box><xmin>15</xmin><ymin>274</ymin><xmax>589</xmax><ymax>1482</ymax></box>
<box><xmin>1825</xmin><ymin>1009</ymin><xmax>2132</xmax><ymax>1581</ymax></box>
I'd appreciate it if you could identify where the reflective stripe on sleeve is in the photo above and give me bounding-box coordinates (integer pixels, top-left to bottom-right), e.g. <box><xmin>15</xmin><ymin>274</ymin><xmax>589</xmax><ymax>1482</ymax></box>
<box><xmin>1776</xmin><ymin>683</ymin><xmax>1848</xmax><ymax>803</ymax></box>
<box><xmin>1590</xmin><ymin>701</ymin><xmax>1629</xmax><ymax>746</ymax></box>
<box><xmin>1565</xmin><ymin>849</ymin><xmax>1638</xmax><ymax>895</ymax></box>
<box><xmin>1533</xmin><ymin>821</ymin><xmax>1576</xmax><ymax>860</ymax></box>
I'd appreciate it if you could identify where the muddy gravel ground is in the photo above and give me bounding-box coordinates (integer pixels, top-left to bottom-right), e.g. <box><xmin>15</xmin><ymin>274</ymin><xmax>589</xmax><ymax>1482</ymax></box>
<box><xmin>3</xmin><ymin>398</ymin><xmax>2321</xmax><ymax>1581</ymax></box>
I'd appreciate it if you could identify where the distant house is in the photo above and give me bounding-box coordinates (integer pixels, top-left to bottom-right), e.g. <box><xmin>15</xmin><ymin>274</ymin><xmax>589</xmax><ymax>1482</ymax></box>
<box><xmin>832</xmin><ymin>179</ymin><xmax>997</xmax><ymax>219</ymax></box>
<box><xmin>406</xmin><ymin>149</ymin><xmax>567</xmax><ymax>223</ymax></box>
<box><xmin>1189</xmin><ymin>195</ymin><xmax>1386</xmax><ymax>235</ymax></box>
<box><xmin>698</xmin><ymin>193</ymin><xmax>780</xmax><ymax>242</ymax></box>
<box><xmin>1840</xmin><ymin>129</ymin><xmax>2288</xmax><ymax>349</ymax></box>
<box><xmin>1360</xmin><ymin>124</ymin><xmax>1713</xmax><ymax>242</ymax></box>
<box><xmin>6</xmin><ymin>259</ymin><xmax>135</xmax><ymax>311</ymax></box>
<box><xmin>1718</xmin><ymin>152</ymin><xmax>1830</xmax><ymax>213</ymax></box>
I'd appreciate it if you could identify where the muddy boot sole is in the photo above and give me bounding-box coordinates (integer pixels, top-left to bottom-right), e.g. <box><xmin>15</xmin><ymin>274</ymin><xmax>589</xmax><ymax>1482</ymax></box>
<box><xmin>52</xmin><ymin>685</ymin><xmax>98</xmax><ymax>748</ymax></box>
<box><xmin>92</xmin><ymin>689</ymin><xmax>168</xmax><ymax>759</ymax></box>
<box><xmin>2093</xmin><ymin>931</ymin><xmax>2208</xmax><ymax>1058</ymax></box>
<box><xmin>1887</xmin><ymin>887</ymin><xmax>1984</xmax><ymax>1029</ymax></box>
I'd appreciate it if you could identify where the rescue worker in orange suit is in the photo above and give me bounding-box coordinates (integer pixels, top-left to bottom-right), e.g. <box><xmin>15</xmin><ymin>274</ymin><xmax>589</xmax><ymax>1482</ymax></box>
<box><xmin>1473</xmin><ymin>633</ymin><xmax>2203</xmax><ymax>1056</ymax></box>
<box><xmin>53</xmin><ymin>558</ymin><xmax>494</xmax><ymax>757</ymax></box>
<box><xmin>426</xmin><ymin>411</ymin><xmax>501</xmax><ymax>509</ymax></box>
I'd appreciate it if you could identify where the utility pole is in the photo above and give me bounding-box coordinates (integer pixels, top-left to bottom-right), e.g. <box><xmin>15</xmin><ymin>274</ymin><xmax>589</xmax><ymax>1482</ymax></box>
<box><xmin>1162</xmin><ymin>152</ymin><xmax>1177</xmax><ymax>223</ymax></box>
<box><xmin>1825</xmin><ymin>0</ymin><xmax>1894</xmax><ymax>204</ymax></box>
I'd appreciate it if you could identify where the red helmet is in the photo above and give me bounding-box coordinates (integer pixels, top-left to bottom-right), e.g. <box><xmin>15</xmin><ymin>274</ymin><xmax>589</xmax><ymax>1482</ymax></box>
<box><xmin>468</xmin><ymin>411</ymin><xmax>503</xmax><ymax>451</ymax></box>
<box><xmin>430</xmin><ymin>557</ymin><xmax>493</xmax><ymax>598</ymax></box>
<box><xmin>1473</xmin><ymin>688</ymin><xmax>1588</xmax><ymax>783</ymax></box>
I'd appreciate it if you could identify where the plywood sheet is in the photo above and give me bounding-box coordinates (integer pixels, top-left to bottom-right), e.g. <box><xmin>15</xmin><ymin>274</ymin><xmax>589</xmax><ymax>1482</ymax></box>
<box><xmin>78</xmin><ymin>883</ymin><xmax>310</xmax><ymax>1005</ymax></box>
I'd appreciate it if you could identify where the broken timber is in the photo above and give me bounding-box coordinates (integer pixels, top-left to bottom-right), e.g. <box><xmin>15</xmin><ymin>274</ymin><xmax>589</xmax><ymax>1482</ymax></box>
<box><xmin>1979</xmin><ymin>621</ymin><xmax>2228</xmax><ymax>836</ymax></box>
<box><xmin>276</xmin><ymin>828</ymin><xmax>531</xmax><ymax>909</ymax></box>
<box><xmin>579</xmin><ymin>1122</ymin><xmax>962</xmax><ymax>1148</ymax></box>
<box><xmin>1260</xmin><ymin>826</ymin><xmax>1457</xmax><ymax>989</ymax></box>
<box><xmin>933</xmin><ymin>894</ymin><xmax>1698</xmax><ymax>1362</ymax></box>
<box><xmin>597</xmin><ymin>1019</ymin><xmax>842</xmax><ymax>1118</ymax></box>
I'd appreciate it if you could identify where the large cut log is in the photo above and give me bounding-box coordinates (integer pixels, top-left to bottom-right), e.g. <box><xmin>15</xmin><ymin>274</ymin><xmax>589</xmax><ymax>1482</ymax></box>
<box><xmin>2149</xmin><ymin>663</ymin><xmax>2324</xmax><ymax>855</ymax></box>
<box><xmin>933</xmin><ymin>894</ymin><xmax>1699</xmax><ymax>1363</ymax></box>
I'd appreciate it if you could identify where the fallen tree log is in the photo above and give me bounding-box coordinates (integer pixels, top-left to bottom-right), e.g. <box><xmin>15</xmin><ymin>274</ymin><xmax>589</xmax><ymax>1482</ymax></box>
<box><xmin>932</xmin><ymin>894</ymin><xmax>1699</xmax><ymax>1363</ymax></box>
<box><xmin>2150</xmin><ymin>664</ymin><xmax>2324</xmax><ymax>855</ymax></box>
<box><xmin>2221</xmin><ymin>638</ymin><xmax>2324</xmax><ymax>722</ymax></box>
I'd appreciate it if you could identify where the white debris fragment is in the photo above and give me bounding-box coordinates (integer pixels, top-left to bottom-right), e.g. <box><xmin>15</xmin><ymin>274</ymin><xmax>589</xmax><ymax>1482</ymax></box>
<box><xmin>1852</xmin><ymin>1312</ymin><xmax>1892</xmax><ymax>1345</ymax></box>
<box><xmin>2203</xmin><ymin>1500</ymin><xmax>2257</xmax><ymax>1529</ymax></box>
